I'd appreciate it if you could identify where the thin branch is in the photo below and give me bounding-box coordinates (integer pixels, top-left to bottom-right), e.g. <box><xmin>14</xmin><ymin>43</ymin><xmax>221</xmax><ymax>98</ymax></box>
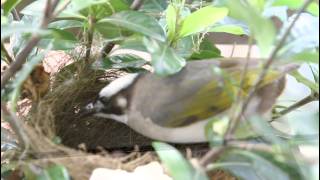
<box><xmin>52</xmin><ymin>0</ymin><xmax>71</xmax><ymax>18</ymax></box>
<box><xmin>1</xmin><ymin>103</ymin><xmax>29</xmax><ymax>150</ymax></box>
<box><xmin>1</xmin><ymin>0</ymin><xmax>61</xmax><ymax>89</ymax></box>
<box><xmin>1</xmin><ymin>42</ymin><xmax>14</xmax><ymax>64</ymax></box>
<box><xmin>130</xmin><ymin>0</ymin><xmax>144</xmax><ymax>11</ymax></box>
<box><xmin>85</xmin><ymin>16</ymin><xmax>94</xmax><ymax>63</ymax></box>
<box><xmin>228</xmin><ymin>0</ymin><xmax>314</xmax><ymax>135</ymax></box>
<box><xmin>12</xmin><ymin>8</ymin><xmax>21</xmax><ymax>21</ymax></box>
<box><xmin>199</xmin><ymin>146</ymin><xmax>226</xmax><ymax>167</ymax></box>
<box><xmin>225</xmin><ymin>36</ymin><xmax>254</xmax><ymax>140</ymax></box>
<box><xmin>272</xmin><ymin>92</ymin><xmax>319</xmax><ymax>120</ymax></box>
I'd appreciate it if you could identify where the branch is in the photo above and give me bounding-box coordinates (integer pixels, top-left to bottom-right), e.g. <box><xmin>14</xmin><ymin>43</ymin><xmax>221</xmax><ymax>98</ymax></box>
<box><xmin>1</xmin><ymin>42</ymin><xmax>14</xmax><ymax>64</ymax></box>
<box><xmin>1</xmin><ymin>0</ymin><xmax>61</xmax><ymax>89</ymax></box>
<box><xmin>199</xmin><ymin>146</ymin><xmax>226</xmax><ymax>167</ymax></box>
<box><xmin>272</xmin><ymin>92</ymin><xmax>319</xmax><ymax>120</ymax></box>
<box><xmin>12</xmin><ymin>8</ymin><xmax>21</xmax><ymax>21</ymax></box>
<box><xmin>1</xmin><ymin>103</ymin><xmax>30</xmax><ymax>150</ymax></box>
<box><xmin>130</xmin><ymin>0</ymin><xmax>144</xmax><ymax>11</ymax></box>
<box><xmin>226</xmin><ymin>0</ymin><xmax>314</xmax><ymax>136</ymax></box>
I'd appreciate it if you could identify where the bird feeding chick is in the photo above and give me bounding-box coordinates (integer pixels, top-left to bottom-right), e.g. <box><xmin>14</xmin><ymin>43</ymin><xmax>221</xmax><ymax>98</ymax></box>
<box><xmin>80</xmin><ymin>59</ymin><xmax>298</xmax><ymax>144</ymax></box>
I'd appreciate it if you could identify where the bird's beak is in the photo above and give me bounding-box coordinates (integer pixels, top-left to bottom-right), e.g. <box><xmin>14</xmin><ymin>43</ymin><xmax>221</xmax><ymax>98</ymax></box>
<box><xmin>78</xmin><ymin>102</ymin><xmax>96</xmax><ymax>118</ymax></box>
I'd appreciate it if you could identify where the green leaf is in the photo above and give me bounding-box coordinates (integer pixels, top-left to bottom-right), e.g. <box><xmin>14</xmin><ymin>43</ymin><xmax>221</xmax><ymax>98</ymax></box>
<box><xmin>99</xmin><ymin>11</ymin><xmax>166</xmax><ymax>41</ymax></box>
<box><xmin>189</xmin><ymin>38</ymin><xmax>222</xmax><ymax>60</ymax></box>
<box><xmin>45</xmin><ymin>165</ymin><xmax>70</xmax><ymax>180</ymax></box>
<box><xmin>78</xmin><ymin>0</ymin><xmax>130</xmax><ymax>20</ymax></box>
<box><xmin>218</xmin><ymin>151</ymin><xmax>290</xmax><ymax>180</ymax></box>
<box><xmin>166</xmin><ymin>4</ymin><xmax>177</xmax><ymax>41</ymax></box>
<box><xmin>290</xmin><ymin>51</ymin><xmax>319</xmax><ymax>64</ymax></box>
<box><xmin>290</xmin><ymin>70</ymin><xmax>319</xmax><ymax>93</ymax></box>
<box><xmin>95</xmin><ymin>21</ymin><xmax>131</xmax><ymax>39</ymax></box>
<box><xmin>1</xmin><ymin>23</ymin><xmax>44</xmax><ymax>41</ymax></box>
<box><xmin>48</xmin><ymin>20</ymin><xmax>83</xmax><ymax>29</ymax></box>
<box><xmin>221</xmin><ymin>0</ymin><xmax>276</xmax><ymax>57</ymax></box>
<box><xmin>272</xmin><ymin>0</ymin><xmax>319</xmax><ymax>16</ymax></box>
<box><xmin>93</xmin><ymin>54</ymin><xmax>147</xmax><ymax>69</ymax></box>
<box><xmin>143</xmin><ymin>38</ymin><xmax>186</xmax><ymax>76</ymax></box>
<box><xmin>119</xmin><ymin>35</ymin><xmax>148</xmax><ymax>52</ymax></box>
<box><xmin>210</xmin><ymin>25</ymin><xmax>246</xmax><ymax>35</ymax></box>
<box><xmin>140</xmin><ymin>0</ymin><xmax>168</xmax><ymax>14</ymax></box>
<box><xmin>179</xmin><ymin>6</ymin><xmax>228</xmax><ymax>37</ymax></box>
<box><xmin>152</xmin><ymin>142</ymin><xmax>208</xmax><ymax>180</ymax></box>
<box><xmin>38</xmin><ymin>29</ymin><xmax>78</xmax><ymax>50</ymax></box>
<box><xmin>2</xmin><ymin>0</ymin><xmax>22</xmax><ymax>15</ymax></box>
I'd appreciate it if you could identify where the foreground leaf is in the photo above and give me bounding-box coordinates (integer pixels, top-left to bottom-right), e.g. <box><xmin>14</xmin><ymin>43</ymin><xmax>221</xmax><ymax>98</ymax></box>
<box><xmin>99</xmin><ymin>11</ymin><xmax>166</xmax><ymax>41</ymax></box>
<box><xmin>152</xmin><ymin>142</ymin><xmax>208</xmax><ymax>180</ymax></box>
<box><xmin>179</xmin><ymin>6</ymin><xmax>228</xmax><ymax>37</ymax></box>
<box><xmin>143</xmin><ymin>38</ymin><xmax>186</xmax><ymax>76</ymax></box>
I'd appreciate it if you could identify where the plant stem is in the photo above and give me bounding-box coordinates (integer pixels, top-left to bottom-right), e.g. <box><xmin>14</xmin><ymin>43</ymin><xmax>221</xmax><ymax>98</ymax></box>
<box><xmin>85</xmin><ymin>15</ymin><xmax>94</xmax><ymax>63</ymax></box>
<box><xmin>1</xmin><ymin>103</ymin><xmax>29</xmax><ymax>151</ymax></box>
<box><xmin>1</xmin><ymin>43</ymin><xmax>14</xmax><ymax>64</ymax></box>
<box><xmin>226</xmin><ymin>0</ymin><xmax>314</xmax><ymax>136</ymax></box>
<box><xmin>130</xmin><ymin>0</ymin><xmax>144</xmax><ymax>10</ymax></box>
<box><xmin>199</xmin><ymin>146</ymin><xmax>226</xmax><ymax>167</ymax></box>
<box><xmin>273</xmin><ymin>92</ymin><xmax>319</xmax><ymax>120</ymax></box>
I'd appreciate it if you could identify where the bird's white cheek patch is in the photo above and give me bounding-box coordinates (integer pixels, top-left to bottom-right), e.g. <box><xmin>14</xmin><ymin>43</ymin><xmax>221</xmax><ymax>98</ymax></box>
<box><xmin>99</xmin><ymin>73</ymin><xmax>139</xmax><ymax>98</ymax></box>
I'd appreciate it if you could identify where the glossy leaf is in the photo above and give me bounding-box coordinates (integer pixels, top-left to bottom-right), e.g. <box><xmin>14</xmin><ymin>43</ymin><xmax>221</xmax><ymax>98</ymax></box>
<box><xmin>99</xmin><ymin>11</ymin><xmax>166</xmax><ymax>41</ymax></box>
<box><xmin>143</xmin><ymin>38</ymin><xmax>186</xmax><ymax>76</ymax></box>
<box><xmin>2</xmin><ymin>0</ymin><xmax>22</xmax><ymax>15</ymax></box>
<box><xmin>152</xmin><ymin>142</ymin><xmax>208</xmax><ymax>180</ymax></box>
<box><xmin>140</xmin><ymin>0</ymin><xmax>168</xmax><ymax>14</ymax></box>
<box><xmin>179</xmin><ymin>6</ymin><xmax>228</xmax><ymax>37</ymax></box>
<box><xmin>218</xmin><ymin>151</ymin><xmax>290</xmax><ymax>180</ymax></box>
<box><xmin>94</xmin><ymin>54</ymin><xmax>147</xmax><ymax>69</ymax></box>
<box><xmin>95</xmin><ymin>21</ymin><xmax>131</xmax><ymax>39</ymax></box>
<box><xmin>119</xmin><ymin>35</ymin><xmax>148</xmax><ymax>52</ymax></box>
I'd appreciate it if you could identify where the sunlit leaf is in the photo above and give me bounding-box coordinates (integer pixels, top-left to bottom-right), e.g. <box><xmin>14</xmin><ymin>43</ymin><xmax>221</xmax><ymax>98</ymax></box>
<box><xmin>291</xmin><ymin>70</ymin><xmax>319</xmax><ymax>93</ymax></box>
<box><xmin>166</xmin><ymin>4</ymin><xmax>177</xmax><ymax>41</ymax></box>
<box><xmin>2</xmin><ymin>0</ymin><xmax>22</xmax><ymax>15</ymax></box>
<box><xmin>272</xmin><ymin>0</ymin><xmax>319</xmax><ymax>16</ymax></box>
<box><xmin>210</xmin><ymin>25</ymin><xmax>246</xmax><ymax>35</ymax></box>
<box><xmin>179</xmin><ymin>6</ymin><xmax>228</xmax><ymax>37</ymax></box>
<box><xmin>99</xmin><ymin>11</ymin><xmax>166</xmax><ymax>41</ymax></box>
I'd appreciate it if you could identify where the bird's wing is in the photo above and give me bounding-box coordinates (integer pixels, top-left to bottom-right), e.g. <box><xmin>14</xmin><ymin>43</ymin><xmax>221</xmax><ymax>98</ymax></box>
<box><xmin>129</xmin><ymin>59</ymin><xmax>287</xmax><ymax>127</ymax></box>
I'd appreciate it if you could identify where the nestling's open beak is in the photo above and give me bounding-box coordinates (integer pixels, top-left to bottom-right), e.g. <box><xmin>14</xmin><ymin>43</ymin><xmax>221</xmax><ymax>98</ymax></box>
<box><xmin>78</xmin><ymin>103</ymin><xmax>96</xmax><ymax>118</ymax></box>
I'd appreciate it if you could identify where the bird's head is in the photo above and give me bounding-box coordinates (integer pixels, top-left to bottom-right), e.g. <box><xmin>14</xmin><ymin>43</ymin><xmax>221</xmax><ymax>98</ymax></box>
<box><xmin>79</xmin><ymin>73</ymin><xmax>139</xmax><ymax>123</ymax></box>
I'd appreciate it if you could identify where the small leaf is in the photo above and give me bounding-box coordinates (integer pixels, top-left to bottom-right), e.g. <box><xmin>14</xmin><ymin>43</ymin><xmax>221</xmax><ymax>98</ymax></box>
<box><xmin>152</xmin><ymin>142</ymin><xmax>208</xmax><ymax>180</ymax></box>
<box><xmin>45</xmin><ymin>165</ymin><xmax>70</xmax><ymax>180</ymax></box>
<box><xmin>179</xmin><ymin>6</ymin><xmax>228</xmax><ymax>37</ymax></box>
<box><xmin>143</xmin><ymin>38</ymin><xmax>186</xmax><ymax>76</ymax></box>
<box><xmin>99</xmin><ymin>11</ymin><xmax>166</xmax><ymax>41</ymax></box>
<box><xmin>166</xmin><ymin>4</ymin><xmax>177</xmax><ymax>41</ymax></box>
<box><xmin>290</xmin><ymin>70</ymin><xmax>319</xmax><ymax>93</ymax></box>
<box><xmin>272</xmin><ymin>0</ymin><xmax>319</xmax><ymax>16</ymax></box>
<box><xmin>210</xmin><ymin>24</ymin><xmax>246</xmax><ymax>35</ymax></box>
<box><xmin>2</xmin><ymin>0</ymin><xmax>22</xmax><ymax>15</ymax></box>
<box><xmin>189</xmin><ymin>38</ymin><xmax>222</xmax><ymax>60</ymax></box>
<box><xmin>94</xmin><ymin>54</ymin><xmax>147</xmax><ymax>69</ymax></box>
